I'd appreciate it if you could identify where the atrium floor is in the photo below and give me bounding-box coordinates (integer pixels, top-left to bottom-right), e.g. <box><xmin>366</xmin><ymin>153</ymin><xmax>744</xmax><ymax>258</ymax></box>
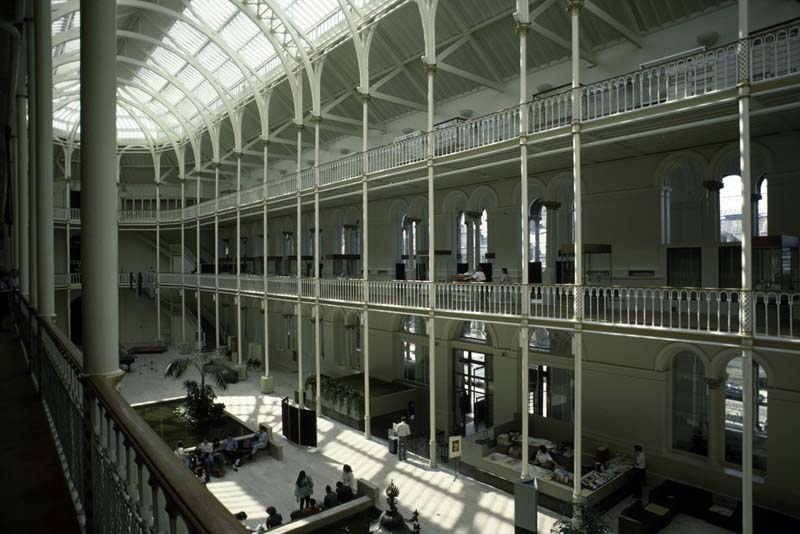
<box><xmin>119</xmin><ymin>349</ymin><xmax>734</xmax><ymax>534</ymax></box>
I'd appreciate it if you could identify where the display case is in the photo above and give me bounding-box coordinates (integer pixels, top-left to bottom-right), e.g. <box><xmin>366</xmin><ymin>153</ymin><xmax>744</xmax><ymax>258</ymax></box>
<box><xmin>556</xmin><ymin>244</ymin><xmax>612</xmax><ymax>285</ymax></box>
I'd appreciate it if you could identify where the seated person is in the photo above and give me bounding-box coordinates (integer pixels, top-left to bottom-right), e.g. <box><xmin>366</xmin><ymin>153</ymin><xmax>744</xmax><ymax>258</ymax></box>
<box><xmin>221</xmin><ymin>434</ymin><xmax>240</xmax><ymax>469</ymax></box>
<box><xmin>301</xmin><ymin>498</ymin><xmax>322</xmax><ymax>516</ymax></box>
<box><xmin>254</xmin><ymin>506</ymin><xmax>283</xmax><ymax>532</ymax></box>
<box><xmin>174</xmin><ymin>440</ymin><xmax>189</xmax><ymax>467</ymax></box>
<box><xmin>197</xmin><ymin>437</ymin><xmax>214</xmax><ymax>469</ymax></box>
<box><xmin>453</xmin><ymin>266</ymin><xmax>486</xmax><ymax>283</ymax></box>
<box><xmin>323</xmin><ymin>485</ymin><xmax>340</xmax><ymax>509</ymax></box>
<box><xmin>508</xmin><ymin>443</ymin><xmax>522</xmax><ymax>459</ymax></box>
<box><xmin>192</xmin><ymin>454</ymin><xmax>210</xmax><ymax>484</ymax></box>
<box><xmin>534</xmin><ymin>445</ymin><xmax>556</xmax><ymax>469</ymax></box>
<box><xmin>335</xmin><ymin>481</ymin><xmax>355</xmax><ymax>502</ymax></box>
<box><xmin>250</xmin><ymin>424</ymin><xmax>270</xmax><ymax>458</ymax></box>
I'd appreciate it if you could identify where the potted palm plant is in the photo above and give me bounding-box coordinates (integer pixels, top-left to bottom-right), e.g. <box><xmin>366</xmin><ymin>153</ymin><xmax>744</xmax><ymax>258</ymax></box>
<box><xmin>164</xmin><ymin>352</ymin><xmax>235</xmax><ymax>430</ymax></box>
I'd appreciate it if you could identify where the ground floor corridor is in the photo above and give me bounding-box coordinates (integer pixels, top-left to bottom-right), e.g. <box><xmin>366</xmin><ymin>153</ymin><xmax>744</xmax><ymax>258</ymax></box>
<box><xmin>0</xmin><ymin>328</ymin><xmax>82</xmax><ymax>534</ymax></box>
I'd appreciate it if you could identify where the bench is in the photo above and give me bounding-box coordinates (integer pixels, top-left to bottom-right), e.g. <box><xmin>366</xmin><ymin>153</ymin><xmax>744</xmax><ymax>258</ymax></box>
<box><xmin>233</xmin><ymin>425</ymin><xmax>284</xmax><ymax>462</ymax></box>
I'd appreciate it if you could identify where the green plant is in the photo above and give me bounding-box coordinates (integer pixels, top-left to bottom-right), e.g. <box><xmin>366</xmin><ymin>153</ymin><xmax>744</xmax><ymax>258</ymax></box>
<box><xmin>164</xmin><ymin>352</ymin><xmax>233</xmax><ymax>427</ymax></box>
<box><xmin>550</xmin><ymin>503</ymin><xmax>612</xmax><ymax>534</ymax></box>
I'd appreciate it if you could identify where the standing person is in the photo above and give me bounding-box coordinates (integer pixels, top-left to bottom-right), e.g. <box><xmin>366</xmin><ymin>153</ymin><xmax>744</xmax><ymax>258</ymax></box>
<box><xmin>395</xmin><ymin>416</ymin><xmax>411</xmax><ymax>461</ymax></box>
<box><xmin>294</xmin><ymin>470</ymin><xmax>314</xmax><ymax>510</ymax></box>
<box><xmin>632</xmin><ymin>444</ymin><xmax>646</xmax><ymax>499</ymax></box>
<box><xmin>341</xmin><ymin>464</ymin><xmax>357</xmax><ymax>494</ymax></box>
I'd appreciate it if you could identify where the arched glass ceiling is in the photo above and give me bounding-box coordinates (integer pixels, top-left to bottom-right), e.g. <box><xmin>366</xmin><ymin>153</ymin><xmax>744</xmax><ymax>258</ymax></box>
<box><xmin>49</xmin><ymin>0</ymin><xmax>378</xmax><ymax>147</ymax></box>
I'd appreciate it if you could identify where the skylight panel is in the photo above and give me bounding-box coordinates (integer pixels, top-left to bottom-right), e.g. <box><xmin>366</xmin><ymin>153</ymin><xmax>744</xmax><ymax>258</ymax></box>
<box><xmin>177</xmin><ymin>64</ymin><xmax>204</xmax><ymax>90</ymax></box>
<box><xmin>214</xmin><ymin>60</ymin><xmax>244</xmax><ymax>89</ymax></box>
<box><xmin>193</xmin><ymin>80</ymin><xmax>217</xmax><ymax>106</ymax></box>
<box><xmin>239</xmin><ymin>33</ymin><xmax>275</xmax><ymax>70</ymax></box>
<box><xmin>161</xmin><ymin>85</ymin><xmax>185</xmax><ymax>106</ymax></box>
<box><xmin>170</xmin><ymin>20</ymin><xmax>208</xmax><ymax>55</ymax></box>
<box><xmin>222</xmin><ymin>12</ymin><xmax>260</xmax><ymax>52</ymax></box>
<box><xmin>150</xmin><ymin>48</ymin><xmax>185</xmax><ymax>75</ymax></box>
<box><xmin>175</xmin><ymin>98</ymin><xmax>201</xmax><ymax>121</ymax></box>
<box><xmin>138</xmin><ymin>70</ymin><xmax>169</xmax><ymax>94</ymax></box>
<box><xmin>196</xmin><ymin>43</ymin><xmax>228</xmax><ymax>73</ymax></box>
<box><xmin>192</xmin><ymin>0</ymin><xmax>238</xmax><ymax>30</ymax></box>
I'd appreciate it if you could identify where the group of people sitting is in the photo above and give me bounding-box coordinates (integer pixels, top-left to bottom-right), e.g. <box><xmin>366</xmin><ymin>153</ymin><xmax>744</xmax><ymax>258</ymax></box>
<box><xmin>174</xmin><ymin>424</ymin><xmax>271</xmax><ymax>483</ymax></box>
<box><xmin>452</xmin><ymin>266</ymin><xmax>512</xmax><ymax>283</ymax></box>
<box><xmin>247</xmin><ymin>464</ymin><xmax>358</xmax><ymax>532</ymax></box>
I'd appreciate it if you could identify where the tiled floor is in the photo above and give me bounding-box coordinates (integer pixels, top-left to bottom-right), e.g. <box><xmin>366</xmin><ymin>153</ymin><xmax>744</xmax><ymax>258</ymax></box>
<box><xmin>119</xmin><ymin>350</ymin><xmax>733</xmax><ymax>533</ymax></box>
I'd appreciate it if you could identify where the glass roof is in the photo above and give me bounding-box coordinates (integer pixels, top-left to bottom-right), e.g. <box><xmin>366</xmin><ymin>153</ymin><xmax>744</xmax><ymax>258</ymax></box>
<box><xmin>50</xmin><ymin>0</ymin><xmax>380</xmax><ymax>147</ymax></box>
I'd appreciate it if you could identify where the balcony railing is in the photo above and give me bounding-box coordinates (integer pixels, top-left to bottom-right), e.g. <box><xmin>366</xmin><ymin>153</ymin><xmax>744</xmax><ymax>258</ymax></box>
<box><xmin>319</xmin><ymin>278</ymin><xmax>363</xmax><ymax>303</ymax></box>
<box><xmin>55</xmin><ymin>22</ymin><xmax>799</xmax><ymax>228</ymax></box>
<box><xmin>15</xmin><ymin>296</ymin><xmax>247</xmax><ymax>533</ymax></box>
<box><xmin>754</xmin><ymin>291</ymin><xmax>799</xmax><ymax>339</ymax></box>
<box><xmin>435</xmin><ymin>282</ymin><xmax>523</xmax><ymax>316</ymax></box>
<box><xmin>368</xmin><ymin>280</ymin><xmax>429</xmax><ymax>309</ymax></box>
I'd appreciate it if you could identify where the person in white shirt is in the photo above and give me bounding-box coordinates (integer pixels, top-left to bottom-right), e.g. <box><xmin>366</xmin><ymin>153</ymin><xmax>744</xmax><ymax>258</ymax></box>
<box><xmin>632</xmin><ymin>444</ymin><xmax>646</xmax><ymax>499</ymax></box>
<box><xmin>395</xmin><ymin>417</ymin><xmax>411</xmax><ymax>461</ymax></box>
<box><xmin>469</xmin><ymin>267</ymin><xmax>486</xmax><ymax>282</ymax></box>
<box><xmin>341</xmin><ymin>464</ymin><xmax>357</xmax><ymax>494</ymax></box>
<box><xmin>534</xmin><ymin>445</ymin><xmax>555</xmax><ymax>469</ymax></box>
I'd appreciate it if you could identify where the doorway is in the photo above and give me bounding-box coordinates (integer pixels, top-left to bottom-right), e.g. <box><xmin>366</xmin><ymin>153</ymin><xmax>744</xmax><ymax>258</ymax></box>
<box><xmin>454</xmin><ymin>349</ymin><xmax>493</xmax><ymax>436</ymax></box>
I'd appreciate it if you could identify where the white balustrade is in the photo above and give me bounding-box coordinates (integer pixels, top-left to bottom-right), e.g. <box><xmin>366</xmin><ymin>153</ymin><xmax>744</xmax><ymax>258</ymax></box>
<box><xmin>583</xmin><ymin>287</ymin><xmax>741</xmax><ymax>334</ymax></box>
<box><xmin>54</xmin><ymin>207</ymin><xmax>68</xmax><ymax>221</ymax></box>
<box><xmin>319</xmin><ymin>278</ymin><xmax>363</xmax><ymax>303</ymax></box>
<box><xmin>528</xmin><ymin>284</ymin><xmax>575</xmax><ymax>320</ymax></box>
<box><xmin>300</xmin><ymin>168</ymin><xmax>315</xmax><ymax>191</ymax></box>
<box><xmin>240</xmin><ymin>275</ymin><xmax>265</xmax><ymax>294</ymax></box>
<box><xmin>319</xmin><ymin>153</ymin><xmax>362</xmax><ymax>186</ymax></box>
<box><xmin>367</xmin><ymin>134</ymin><xmax>427</xmax><ymax>173</ymax></box>
<box><xmin>582</xmin><ymin>45</ymin><xmax>738</xmax><ymax>122</ymax></box>
<box><xmin>239</xmin><ymin>183</ymin><xmax>264</xmax><ymax>206</ymax></box>
<box><xmin>204</xmin><ymin>274</ymin><xmax>222</xmax><ymax>290</ymax></box>
<box><xmin>158</xmin><ymin>273</ymin><xmax>182</xmax><ymax>286</ymax></box>
<box><xmin>184</xmin><ymin>205</ymin><xmax>197</xmax><ymax>219</ymax></box>
<box><xmin>119</xmin><ymin>210</ymin><xmax>157</xmax><ymax>223</ymax></box>
<box><xmin>70</xmin><ymin>208</ymin><xmax>81</xmax><ymax>222</ymax></box>
<box><xmin>527</xmin><ymin>90</ymin><xmax>572</xmax><ymax>133</ymax></box>
<box><xmin>198</xmin><ymin>199</ymin><xmax>218</xmax><ymax>216</ymax></box>
<box><xmin>267</xmin><ymin>174</ymin><xmax>297</xmax><ymax>199</ymax></box>
<box><xmin>70</xmin><ymin>273</ymin><xmax>82</xmax><ymax>286</ymax></box>
<box><xmin>267</xmin><ymin>277</ymin><xmax>298</xmax><ymax>297</ymax></box>
<box><xmin>754</xmin><ymin>291</ymin><xmax>799</xmax><ymax>339</ymax></box>
<box><xmin>750</xmin><ymin>24</ymin><xmax>800</xmax><ymax>83</ymax></box>
<box><xmin>160</xmin><ymin>209</ymin><xmax>181</xmax><ymax>222</ymax></box>
<box><xmin>366</xmin><ymin>280</ymin><xmax>428</xmax><ymax>309</ymax></box>
<box><xmin>217</xmin><ymin>194</ymin><xmax>238</xmax><ymax>212</ymax></box>
<box><xmin>54</xmin><ymin>273</ymin><xmax>68</xmax><ymax>287</ymax></box>
<box><xmin>435</xmin><ymin>282</ymin><xmax>522</xmax><ymax>316</ymax></box>
<box><xmin>434</xmin><ymin>107</ymin><xmax>520</xmax><ymax>157</ymax></box>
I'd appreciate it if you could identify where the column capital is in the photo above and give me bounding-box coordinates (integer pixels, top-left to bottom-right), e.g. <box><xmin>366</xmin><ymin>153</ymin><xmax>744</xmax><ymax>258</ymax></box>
<box><xmin>359</xmin><ymin>91</ymin><xmax>371</xmax><ymax>102</ymax></box>
<box><xmin>751</xmin><ymin>193</ymin><xmax>761</xmax><ymax>202</ymax></box>
<box><xmin>310</xmin><ymin>114</ymin><xmax>322</xmax><ymax>123</ymax></box>
<box><xmin>294</xmin><ymin>122</ymin><xmax>305</xmax><ymax>131</ymax></box>
<box><xmin>542</xmin><ymin>200</ymin><xmax>562</xmax><ymax>210</ymax></box>
<box><xmin>212</xmin><ymin>161</ymin><xmax>221</xmax><ymax>169</ymax></box>
<box><xmin>566</xmin><ymin>0</ymin><xmax>584</xmax><ymax>15</ymax></box>
<box><xmin>514</xmin><ymin>22</ymin><xmax>530</xmax><ymax>35</ymax></box>
<box><xmin>703</xmin><ymin>179</ymin><xmax>724</xmax><ymax>192</ymax></box>
<box><xmin>234</xmin><ymin>151</ymin><xmax>243</xmax><ymax>160</ymax></box>
<box><xmin>423</xmin><ymin>62</ymin><xmax>437</xmax><ymax>74</ymax></box>
<box><xmin>261</xmin><ymin>137</ymin><xmax>270</xmax><ymax>146</ymax></box>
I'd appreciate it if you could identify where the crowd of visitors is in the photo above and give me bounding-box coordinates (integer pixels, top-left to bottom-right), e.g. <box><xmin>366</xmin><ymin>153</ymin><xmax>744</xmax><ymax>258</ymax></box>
<box><xmin>249</xmin><ymin>464</ymin><xmax>358</xmax><ymax>531</ymax></box>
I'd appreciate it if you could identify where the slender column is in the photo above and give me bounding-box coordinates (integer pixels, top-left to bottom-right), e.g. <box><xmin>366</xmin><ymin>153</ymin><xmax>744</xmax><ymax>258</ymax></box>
<box><xmin>196</xmin><ymin>171</ymin><xmax>201</xmax><ymax>351</ymax></box>
<box><xmin>361</xmin><ymin>93</ymin><xmax>372</xmax><ymax>439</ymax></box>
<box><xmin>214</xmin><ymin>164</ymin><xmax>220</xmax><ymax>354</ymax></box>
<box><xmin>34</xmin><ymin>0</ymin><xmax>54</xmax><ymax>318</ymax></box>
<box><xmin>296</xmin><ymin>124</ymin><xmax>303</xmax><ymax>405</ymax></box>
<box><xmin>737</xmin><ymin>1</ymin><xmax>753</xmax><ymax>532</ymax></box>
<box><xmin>568</xmin><ymin>0</ymin><xmax>585</xmax><ymax>510</ymax></box>
<box><xmin>428</xmin><ymin>316</ymin><xmax>436</xmax><ymax>467</ymax></box>
<box><xmin>312</xmin><ymin>116</ymin><xmax>322</xmax><ymax>417</ymax></box>
<box><xmin>155</xmin><ymin>180</ymin><xmax>161</xmax><ymax>341</ymax></box>
<box><xmin>517</xmin><ymin>9</ymin><xmax>531</xmax><ymax>478</ymax></box>
<box><xmin>16</xmin><ymin>94</ymin><xmax>29</xmax><ymax>297</ymax></box>
<box><xmin>466</xmin><ymin>215</ymin><xmax>475</xmax><ymax>271</ymax></box>
<box><xmin>236</xmin><ymin>153</ymin><xmax>243</xmax><ymax>368</ymax></box>
<box><xmin>180</xmin><ymin>178</ymin><xmax>186</xmax><ymax>345</ymax></box>
<box><xmin>81</xmin><ymin>0</ymin><xmax>121</xmax><ymax>378</ymax></box>
<box><xmin>261</xmin><ymin>140</ymin><xmax>272</xmax><ymax>393</ymax></box>
<box><xmin>473</xmin><ymin>216</ymin><xmax>481</xmax><ymax>266</ymax></box>
<box><xmin>10</xmin><ymin>134</ymin><xmax>17</xmax><ymax>272</ymax></box>
<box><xmin>65</xmin><ymin>178</ymin><xmax>71</xmax><ymax>336</ymax></box>
<box><xmin>26</xmin><ymin>16</ymin><xmax>37</xmax><ymax>309</ymax></box>
<box><xmin>424</xmin><ymin>60</ymin><xmax>437</xmax><ymax>467</ymax></box>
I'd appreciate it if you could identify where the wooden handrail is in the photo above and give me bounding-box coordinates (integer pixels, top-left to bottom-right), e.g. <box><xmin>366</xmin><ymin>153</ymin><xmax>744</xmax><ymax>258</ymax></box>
<box><xmin>86</xmin><ymin>377</ymin><xmax>249</xmax><ymax>534</ymax></box>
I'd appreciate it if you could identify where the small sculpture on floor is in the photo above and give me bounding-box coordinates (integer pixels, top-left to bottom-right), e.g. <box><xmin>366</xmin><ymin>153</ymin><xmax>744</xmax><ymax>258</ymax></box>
<box><xmin>369</xmin><ymin>480</ymin><xmax>421</xmax><ymax>533</ymax></box>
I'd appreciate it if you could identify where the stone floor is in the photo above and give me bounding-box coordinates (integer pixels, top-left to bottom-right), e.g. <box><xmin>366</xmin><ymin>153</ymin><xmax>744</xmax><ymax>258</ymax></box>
<box><xmin>119</xmin><ymin>350</ymin><xmax>733</xmax><ymax>533</ymax></box>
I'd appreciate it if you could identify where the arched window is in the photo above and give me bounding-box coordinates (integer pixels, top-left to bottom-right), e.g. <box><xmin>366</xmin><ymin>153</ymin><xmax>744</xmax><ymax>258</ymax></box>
<box><xmin>529</xmin><ymin>200</ymin><xmax>547</xmax><ymax>268</ymax></box>
<box><xmin>672</xmin><ymin>352</ymin><xmax>708</xmax><ymax>456</ymax></box>
<box><xmin>756</xmin><ymin>177</ymin><xmax>768</xmax><ymax>236</ymax></box>
<box><xmin>456</xmin><ymin>211</ymin><xmax>467</xmax><ymax>264</ymax></box>
<box><xmin>400</xmin><ymin>316</ymin><xmax>428</xmax><ymax>384</ymax></box>
<box><xmin>720</xmin><ymin>174</ymin><xmax>743</xmax><ymax>242</ymax></box>
<box><xmin>725</xmin><ymin>358</ymin><xmax>768</xmax><ymax>471</ymax></box>
<box><xmin>478</xmin><ymin>209</ymin><xmax>488</xmax><ymax>263</ymax></box>
<box><xmin>460</xmin><ymin>320</ymin><xmax>487</xmax><ymax>342</ymax></box>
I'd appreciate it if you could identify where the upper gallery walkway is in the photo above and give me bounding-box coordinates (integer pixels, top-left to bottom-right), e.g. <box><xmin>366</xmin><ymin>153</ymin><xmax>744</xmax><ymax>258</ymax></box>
<box><xmin>52</xmin><ymin>20</ymin><xmax>800</xmax><ymax>227</ymax></box>
<box><xmin>57</xmin><ymin>271</ymin><xmax>800</xmax><ymax>346</ymax></box>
